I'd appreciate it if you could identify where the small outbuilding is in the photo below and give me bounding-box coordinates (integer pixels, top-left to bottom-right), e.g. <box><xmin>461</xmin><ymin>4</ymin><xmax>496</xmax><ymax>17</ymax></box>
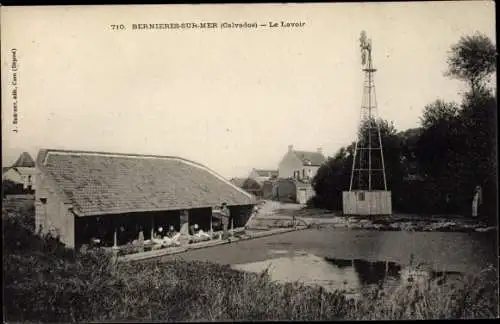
<box><xmin>342</xmin><ymin>190</ymin><xmax>392</xmax><ymax>216</ymax></box>
<box><xmin>296</xmin><ymin>183</ymin><xmax>315</xmax><ymax>205</ymax></box>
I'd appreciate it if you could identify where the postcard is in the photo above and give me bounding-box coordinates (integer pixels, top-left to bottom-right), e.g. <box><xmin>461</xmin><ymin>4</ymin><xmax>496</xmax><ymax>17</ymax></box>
<box><xmin>2</xmin><ymin>2</ymin><xmax>498</xmax><ymax>322</ymax></box>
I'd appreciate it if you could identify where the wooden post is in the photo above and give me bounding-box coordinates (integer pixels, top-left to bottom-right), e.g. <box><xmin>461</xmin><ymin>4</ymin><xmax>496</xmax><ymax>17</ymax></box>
<box><xmin>113</xmin><ymin>226</ymin><xmax>118</xmax><ymax>249</ymax></box>
<box><xmin>231</xmin><ymin>218</ymin><xmax>234</xmax><ymax>236</ymax></box>
<box><xmin>179</xmin><ymin>210</ymin><xmax>189</xmax><ymax>245</ymax></box>
<box><xmin>210</xmin><ymin>209</ymin><xmax>213</xmax><ymax>236</ymax></box>
<box><xmin>151</xmin><ymin>216</ymin><xmax>154</xmax><ymax>240</ymax></box>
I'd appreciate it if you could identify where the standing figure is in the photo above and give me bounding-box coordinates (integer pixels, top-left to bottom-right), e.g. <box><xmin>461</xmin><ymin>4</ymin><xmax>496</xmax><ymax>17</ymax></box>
<box><xmin>137</xmin><ymin>226</ymin><xmax>145</xmax><ymax>252</ymax></box>
<box><xmin>472</xmin><ymin>186</ymin><xmax>482</xmax><ymax>218</ymax></box>
<box><xmin>221</xmin><ymin>202</ymin><xmax>231</xmax><ymax>238</ymax></box>
<box><xmin>179</xmin><ymin>211</ymin><xmax>190</xmax><ymax>245</ymax></box>
<box><xmin>156</xmin><ymin>227</ymin><xmax>164</xmax><ymax>239</ymax></box>
<box><xmin>168</xmin><ymin>225</ymin><xmax>175</xmax><ymax>238</ymax></box>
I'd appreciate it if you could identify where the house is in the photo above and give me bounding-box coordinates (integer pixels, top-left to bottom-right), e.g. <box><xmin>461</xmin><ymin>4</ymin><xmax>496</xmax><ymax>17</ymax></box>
<box><xmin>270</xmin><ymin>178</ymin><xmax>316</xmax><ymax>205</ymax></box>
<box><xmin>275</xmin><ymin>145</ymin><xmax>325</xmax><ymax>204</ymax></box>
<box><xmin>278</xmin><ymin>145</ymin><xmax>326</xmax><ymax>182</ymax></box>
<box><xmin>2</xmin><ymin>168</ymin><xmax>24</xmax><ymax>185</ymax></box>
<box><xmin>35</xmin><ymin>149</ymin><xmax>256</xmax><ymax>250</ymax></box>
<box><xmin>296</xmin><ymin>182</ymin><xmax>315</xmax><ymax>205</ymax></box>
<box><xmin>274</xmin><ymin>178</ymin><xmax>298</xmax><ymax>203</ymax></box>
<box><xmin>2</xmin><ymin>152</ymin><xmax>36</xmax><ymax>190</ymax></box>
<box><xmin>229</xmin><ymin>169</ymin><xmax>278</xmax><ymax>199</ymax></box>
<box><xmin>248</xmin><ymin>169</ymin><xmax>278</xmax><ymax>183</ymax></box>
<box><xmin>261</xmin><ymin>180</ymin><xmax>276</xmax><ymax>200</ymax></box>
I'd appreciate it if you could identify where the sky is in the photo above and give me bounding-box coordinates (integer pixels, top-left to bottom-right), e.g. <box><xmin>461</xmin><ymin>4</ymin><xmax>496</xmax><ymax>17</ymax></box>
<box><xmin>1</xmin><ymin>2</ymin><xmax>496</xmax><ymax>178</ymax></box>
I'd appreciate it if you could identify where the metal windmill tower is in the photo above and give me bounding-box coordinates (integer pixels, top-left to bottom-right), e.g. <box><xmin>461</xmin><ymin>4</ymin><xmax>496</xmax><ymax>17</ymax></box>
<box><xmin>349</xmin><ymin>31</ymin><xmax>388</xmax><ymax>192</ymax></box>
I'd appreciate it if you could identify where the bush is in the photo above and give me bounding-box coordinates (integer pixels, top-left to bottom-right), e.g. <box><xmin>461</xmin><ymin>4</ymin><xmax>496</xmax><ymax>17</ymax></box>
<box><xmin>3</xmin><ymin>215</ymin><xmax>498</xmax><ymax>322</ymax></box>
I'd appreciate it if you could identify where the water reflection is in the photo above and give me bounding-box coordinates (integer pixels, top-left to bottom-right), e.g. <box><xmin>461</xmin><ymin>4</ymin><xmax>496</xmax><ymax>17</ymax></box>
<box><xmin>232</xmin><ymin>253</ymin><xmax>462</xmax><ymax>295</ymax></box>
<box><xmin>325</xmin><ymin>257</ymin><xmax>402</xmax><ymax>286</ymax></box>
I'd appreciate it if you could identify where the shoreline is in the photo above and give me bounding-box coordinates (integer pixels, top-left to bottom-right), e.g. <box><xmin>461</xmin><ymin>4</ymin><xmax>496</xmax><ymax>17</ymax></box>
<box><xmin>251</xmin><ymin>215</ymin><xmax>497</xmax><ymax>234</ymax></box>
<box><xmin>250</xmin><ymin>200</ymin><xmax>497</xmax><ymax>234</ymax></box>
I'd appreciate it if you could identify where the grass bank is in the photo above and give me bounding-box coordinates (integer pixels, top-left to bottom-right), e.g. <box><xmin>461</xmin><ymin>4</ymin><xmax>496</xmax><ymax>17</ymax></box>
<box><xmin>3</xmin><ymin>209</ymin><xmax>499</xmax><ymax>322</ymax></box>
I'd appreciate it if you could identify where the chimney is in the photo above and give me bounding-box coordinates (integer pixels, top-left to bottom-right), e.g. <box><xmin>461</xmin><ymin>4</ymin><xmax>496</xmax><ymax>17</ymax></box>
<box><xmin>317</xmin><ymin>147</ymin><xmax>323</xmax><ymax>155</ymax></box>
<box><xmin>288</xmin><ymin>145</ymin><xmax>294</xmax><ymax>152</ymax></box>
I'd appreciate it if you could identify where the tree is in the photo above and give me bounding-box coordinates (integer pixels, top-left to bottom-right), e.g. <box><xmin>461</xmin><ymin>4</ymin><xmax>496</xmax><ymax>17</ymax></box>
<box><xmin>420</xmin><ymin>100</ymin><xmax>460</xmax><ymax>129</ymax></box>
<box><xmin>446</xmin><ymin>32</ymin><xmax>497</xmax><ymax>94</ymax></box>
<box><xmin>445</xmin><ymin>34</ymin><xmax>497</xmax><ymax>221</ymax></box>
<box><xmin>310</xmin><ymin>151</ymin><xmax>352</xmax><ymax>210</ymax></box>
<box><xmin>353</xmin><ymin>118</ymin><xmax>400</xmax><ymax>190</ymax></box>
<box><xmin>459</xmin><ymin>89</ymin><xmax>497</xmax><ymax>221</ymax></box>
<box><xmin>2</xmin><ymin>179</ymin><xmax>24</xmax><ymax>196</ymax></box>
<box><xmin>311</xmin><ymin>118</ymin><xmax>403</xmax><ymax>210</ymax></box>
<box><xmin>415</xmin><ymin>41</ymin><xmax>497</xmax><ymax>219</ymax></box>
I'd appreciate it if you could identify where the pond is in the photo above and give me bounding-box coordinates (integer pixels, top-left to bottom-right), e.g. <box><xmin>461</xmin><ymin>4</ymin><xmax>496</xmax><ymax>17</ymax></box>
<box><xmin>161</xmin><ymin>228</ymin><xmax>498</xmax><ymax>293</ymax></box>
<box><xmin>232</xmin><ymin>253</ymin><xmax>463</xmax><ymax>298</ymax></box>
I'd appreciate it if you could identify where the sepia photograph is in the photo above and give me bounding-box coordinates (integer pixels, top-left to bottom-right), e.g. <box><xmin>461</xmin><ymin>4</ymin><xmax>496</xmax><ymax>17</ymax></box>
<box><xmin>1</xmin><ymin>1</ymin><xmax>498</xmax><ymax>321</ymax></box>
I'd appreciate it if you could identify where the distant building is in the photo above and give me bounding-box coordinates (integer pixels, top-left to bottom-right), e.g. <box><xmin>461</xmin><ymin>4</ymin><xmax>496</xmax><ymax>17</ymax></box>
<box><xmin>2</xmin><ymin>152</ymin><xmax>36</xmax><ymax>190</ymax></box>
<box><xmin>274</xmin><ymin>178</ymin><xmax>297</xmax><ymax>203</ymax></box>
<box><xmin>35</xmin><ymin>149</ymin><xmax>256</xmax><ymax>249</ymax></box>
<box><xmin>278</xmin><ymin>145</ymin><xmax>326</xmax><ymax>182</ymax></box>
<box><xmin>248</xmin><ymin>169</ymin><xmax>278</xmax><ymax>183</ymax></box>
<box><xmin>261</xmin><ymin>180</ymin><xmax>276</xmax><ymax>200</ymax></box>
<box><xmin>296</xmin><ymin>182</ymin><xmax>315</xmax><ymax>205</ymax></box>
<box><xmin>271</xmin><ymin>178</ymin><xmax>315</xmax><ymax>205</ymax></box>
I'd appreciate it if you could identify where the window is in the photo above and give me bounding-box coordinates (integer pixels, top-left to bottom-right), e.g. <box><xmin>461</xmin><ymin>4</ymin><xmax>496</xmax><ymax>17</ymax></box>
<box><xmin>302</xmin><ymin>169</ymin><xmax>305</xmax><ymax>179</ymax></box>
<box><xmin>358</xmin><ymin>192</ymin><xmax>365</xmax><ymax>201</ymax></box>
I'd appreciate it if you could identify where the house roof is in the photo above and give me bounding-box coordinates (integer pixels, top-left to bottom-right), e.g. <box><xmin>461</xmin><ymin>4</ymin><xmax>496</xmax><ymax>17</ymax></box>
<box><xmin>12</xmin><ymin>152</ymin><xmax>36</xmax><ymax>168</ymax></box>
<box><xmin>37</xmin><ymin>149</ymin><xmax>256</xmax><ymax>217</ymax></box>
<box><xmin>253</xmin><ymin>169</ymin><xmax>278</xmax><ymax>177</ymax></box>
<box><xmin>2</xmin><ymin>167</ymin><xmax>21</xmax><ymax>177</ymax></box>
<box><xmin>292</xmin><ymin>150</ymin><xmax>326</xmax><ymax>166</ymax></box>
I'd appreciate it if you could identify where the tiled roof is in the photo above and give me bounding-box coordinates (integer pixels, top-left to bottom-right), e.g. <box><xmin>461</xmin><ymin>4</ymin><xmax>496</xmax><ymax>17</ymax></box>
<box><xmin>293</xmin><ymin>150</ymin><xmax>326</xmax><ymax>166</ymax></box>
<box><xmin>12</xmin><ymin>152</ymin><xmax>36</xmax><ymax>168</ymax></box>
<box><xmin>37</xmin><ymin>149</ymin><xmax>256</xmax><ymax>217</ymax></box>
<box><xmin>253</xmin><ymin>169</ymin><xmax>278</xmax><ymax>177</ymax></box>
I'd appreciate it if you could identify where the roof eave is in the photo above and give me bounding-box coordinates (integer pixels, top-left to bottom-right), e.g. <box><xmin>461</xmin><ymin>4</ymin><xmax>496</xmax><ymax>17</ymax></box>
<box><xmin>74</xmin><ymin>202</ymin><xmax>257</xmax><ymax>217</ymax></box>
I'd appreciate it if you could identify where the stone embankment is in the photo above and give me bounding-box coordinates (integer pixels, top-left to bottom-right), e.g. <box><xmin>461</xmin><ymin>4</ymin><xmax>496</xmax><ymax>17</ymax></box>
<box><xmin>250</xmin><ymin>200</ymin><xmax>496</xmax><ymax>233</ymax></box>
<box><xmin>310</xmin><ymin>217</ymin><xmax>496</xmax><ymax>233</ymax></box>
